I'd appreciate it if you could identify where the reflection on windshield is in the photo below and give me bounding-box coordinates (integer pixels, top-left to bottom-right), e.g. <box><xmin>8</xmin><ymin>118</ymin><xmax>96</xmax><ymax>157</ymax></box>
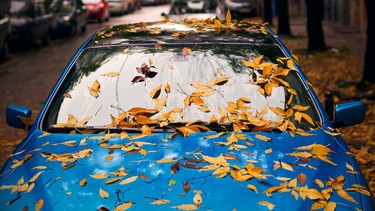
<box><xmin>170</xmin><ymin>0</ymin><xmax>217</xmax><ymax>14</ymax></box>
<box><xmin>45</xmin><ymin>44</ymin><xmax>318</xmax><ymax>131</ymax></box>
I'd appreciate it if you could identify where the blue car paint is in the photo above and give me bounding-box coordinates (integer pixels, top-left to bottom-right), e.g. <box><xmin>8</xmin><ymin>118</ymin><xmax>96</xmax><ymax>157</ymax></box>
<box><xmin>1</xmin><ymin>22</ymin><xmax>373</xmax><ymax>210</ymax></box>
<box><xmin>0</xmin><ymin>129</ymin><xmax>371</xmax><ymax>210</ymax></box>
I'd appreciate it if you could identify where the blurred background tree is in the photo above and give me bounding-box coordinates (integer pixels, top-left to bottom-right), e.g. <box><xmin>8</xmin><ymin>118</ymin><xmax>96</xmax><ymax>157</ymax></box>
<box><xmin>276</xmin><ymin>0</ymin><xmax>290</xmax><ymax>35</ymax></box>
<box><xmin>362</xmin><ymin>0</ymin><xmax>375</xmax><ymax>85</ymax></box>
<box><xmin>305</xmin><ymin>0</ymin><xmax>326</xmax><ymax>51</ymax></box>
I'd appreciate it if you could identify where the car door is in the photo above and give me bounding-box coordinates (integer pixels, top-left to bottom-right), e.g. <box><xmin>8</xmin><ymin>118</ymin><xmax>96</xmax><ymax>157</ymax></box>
<box><xmin>32</xmin><ymin>0</ymin><xmax>54</xmax><ymax>40</ymax></box>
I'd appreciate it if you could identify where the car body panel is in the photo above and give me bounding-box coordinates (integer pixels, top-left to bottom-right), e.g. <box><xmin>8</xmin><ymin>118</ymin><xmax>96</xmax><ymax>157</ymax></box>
<box><xmin>1</xmin><ymin>20</ymin><xmax>373</xmax><ymax>210</ymax></box>
<box><xmin>0</xmin><ymin>128</ymin><xmax>371</xmax><ymax>210</ymax></box>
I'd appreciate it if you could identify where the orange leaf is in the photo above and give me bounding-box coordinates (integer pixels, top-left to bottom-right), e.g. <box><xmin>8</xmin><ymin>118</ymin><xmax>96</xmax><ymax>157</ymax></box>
<box><xmin>150</xmin><ymin>84</ymin><xmax>162</xmax><ymax>99</ymax></box>
<box><xmin>99</xmin><ymin>188</ymin><xmax>109</xmax><ymax>198</ymax></box>
<box><xmin>35</xmin><ymin>199</ymin><xmax>44</xmax><ymax>211</ymax></box>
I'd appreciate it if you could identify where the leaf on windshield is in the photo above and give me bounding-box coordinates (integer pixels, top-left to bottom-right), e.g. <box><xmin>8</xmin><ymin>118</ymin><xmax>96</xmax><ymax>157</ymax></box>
<box><xmin>88</xmin><ymin>80</ymin><xmax>100</xmax><ymax>98</ymax></box>
<box><xmin>182</xmin><ymin>47</ymin><xmax>192</xmax><ymax>57</ymax></box>
<box><xmin>171</xmin><ymin>32</ymin><xmax>187</xmax><ymax>38</ymax></box>
<box><xmin>150</xmin><ymin>84</ymin><xmax>162</xmax><ymax>99</ymax></box>
<box><xmin>226</xmin><ymin>9</ymin><xmax>231</xmax><ymax>26</ymax></box>
<box><xmin>102</xmin><ymin>72</ymin><xmax>119</xmax><ymax>77</ymax></box>
<box><xmin>131</xmin><ymin>76</ymin><xmax>145</xmax><ymax>83</ymax></box>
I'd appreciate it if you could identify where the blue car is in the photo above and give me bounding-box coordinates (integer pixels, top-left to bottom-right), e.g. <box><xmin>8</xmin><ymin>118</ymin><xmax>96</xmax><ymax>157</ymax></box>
<box><xmin>2</xmin><ymin>16</ymin><xmax>374</xmax><ymax>210</ymax></box>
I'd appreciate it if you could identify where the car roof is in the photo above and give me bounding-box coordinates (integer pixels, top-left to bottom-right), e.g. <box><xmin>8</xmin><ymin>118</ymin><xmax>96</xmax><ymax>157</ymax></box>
<box><xmin>87</xmin><ymin>19</ymin><xmax>279</xmax><ymax>48</ymax></box>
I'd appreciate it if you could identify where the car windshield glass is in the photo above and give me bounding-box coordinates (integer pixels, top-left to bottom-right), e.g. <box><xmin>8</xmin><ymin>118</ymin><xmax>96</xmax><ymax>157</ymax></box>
<box><xmin>170</xmin><ymin>0</ymin><xmax>217</xmax><ymax>14</ymax></box>
<box><xmin>44</xmin><ymin>44</ymin><xmax>319</xmax><ymax>132</ymax></box>
<box><xmin>82</xmin><ymin>0</ymin><xmax>101</xmax><ymax>3</ymax></box>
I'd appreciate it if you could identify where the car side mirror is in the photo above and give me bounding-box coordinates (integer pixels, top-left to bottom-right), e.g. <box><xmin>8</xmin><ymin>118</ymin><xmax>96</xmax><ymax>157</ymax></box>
<box><xmin>6</xmin><ymin>105</ymin><xmax>32</xmax><ymax>130</ymax></box>
<box><xmin>333</xmin><ymin>101</ymin><xmax>366</xmax><ymax>127</ymax></box>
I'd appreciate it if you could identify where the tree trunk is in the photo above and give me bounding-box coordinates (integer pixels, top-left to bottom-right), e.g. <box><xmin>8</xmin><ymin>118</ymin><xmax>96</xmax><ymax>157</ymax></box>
<box><xmin>363</xmin><ymin>0</ymin><xmax>375</xmax><ymax>83</ymax></box>
<box><xmin>276</xmin><ymin>0</ymin><xmax>291</xmax><ymax>35</ymax></box>
<box><xmin>305</xmin><ymin>0</ymin><xmax>326</xmax><ymax>51</ymax></box>
<box><xmin>264</xmin><ymin>0</ymin><xmax>273</xmax><ymax>25</ymax></box>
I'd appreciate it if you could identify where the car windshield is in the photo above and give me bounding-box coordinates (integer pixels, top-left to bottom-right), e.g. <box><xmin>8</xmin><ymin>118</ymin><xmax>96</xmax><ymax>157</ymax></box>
<box><xmin>44</xmin><ymin>44</ymin><xmax>319</xmax><ymax>132</ymax></box>
<box><xmin>82</xmin><ymin>0</ymin><xmax>101</xmax><ymax>3</ymax></box>
<box><xmin>170</xmin><ymin>0</ymin><xmax>217</xmax><ymax>14</ymax></box>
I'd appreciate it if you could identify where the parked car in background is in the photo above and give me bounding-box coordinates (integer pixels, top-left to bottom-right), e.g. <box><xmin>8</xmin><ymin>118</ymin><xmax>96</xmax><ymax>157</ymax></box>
<box><xmin>129</xmin><ymin>0</ymin><xmax>142</xmax><ymax>11</ymax></box>
<box><xmin>108</xmin><ymin>0</ymin><xmax>129</xmax><ymax>15</ymax></box>
<box><xmin>82</xmin><ymin>0</ymin><xmax>109</xmax><ymax>23</ymax></box>
<box><xmin>0</xmin><ymin>0</ymin><xmax>10</xmax><ymax>60</ymax></box>
<box><xmin>224</xmin><ymin>0</ymin><xmax>257</xmax><ymax>18</ymax></box>
<box><xmin>165</xmin><ymin>0</ymin><xmax>225</xmax><ymax>20</ymax></box>
<box><xmin>142</xmin><ymin>0</ymin><xmax>168</xmax><ymax>6</ymax></box>
<box><xmin>1</xmin><ymin>18</ymin><xmax>374</xmax><ymax>210</ymax></box>
<box><xmin>9</xmin><ymin>0</ymin><xmax>56</xmax><ymax>50</ymax></box>
<box><xmin>50</xmin><ymin>0</ymin><xmax>88</xmax><ymax>37</ymax></box>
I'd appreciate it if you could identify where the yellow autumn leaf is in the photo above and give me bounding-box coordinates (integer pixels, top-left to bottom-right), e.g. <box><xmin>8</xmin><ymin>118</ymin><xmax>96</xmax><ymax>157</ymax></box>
<box><xmin>114</xmin><ymin>201</ymin><xmax>134</xmax><ymax>211</ymax></box>
<box><xmin>156</xmin><ymin>158</ymin><xmax>176</xmax><ymax>163</ymax></box>
<box><xmin>214</xmin><ymin>19</ymin><xmax>221</xmax><ymax>29</ymax></box>
<box><xmin>106</xmin><ymin>155</ymin><xmax>113</xmax><ymax>162</ymax></box>
<box><xmin>258</xmin><ymin>201</ymin><xmax>275</xmax><ymax>210</ymax></box>
<box><xmin>171</xmin><ymin>204</ymin><xmax>199</xmax><ymax>210</ymax></box>
<box><xmin>99</xmin><ymin>188</ymin><xmax>109</xmax><ymax>198</ymax></box>
<box><xmin>27</xmin><ymin>183</ymin><xmax>35</xmax><ymax>193</ymax></box>
<box><xmin>310</xmin><ymin>201</ymin><xmax>327</xmax><ymax>211</ymax></box>
<box><xmin>265</xmin><ymin>148</ymin><xmax>272</xmax><ymax>154</ymax></box>
<box><xmin>306</xmin><ymin>188</ymin><xmax>322</xmax><ymax>200</ymax></box>
<box><xmin>300</xmin><ymin>113</ymin><xmax>315</xmax><ymax>126</ymax></box>
<box><xmin>150</xmin><ymin>84</ymin><xmax>162</xmax><ymax>99</ymax></box>
<box><xmin>28</xmin><ymin>171</ymin><xmax>44</xmax><ymax>183</ymax></box>
<box><xmin>193</xmin><ymin>191</ymin><xmax>202</xmax><ymax>205</ymax></box>
<box><xmin>119</xmin><ymin>176</ymin><xmax>138</xmax><ymax>185</ymax></box>
<box><xmin>324</xmin><ymin>202</ymin><xmax>336</xmax><ymax>211</ymax></box>
<box><xmin>337</xmin><ymin>189</ymin><xmax>358</xmax><ymax>204</ymax></box>
<box><xmin>102</xmin><ymin>72</ymin><xmax>119</xmax><ymax>77</ymax></box>
<box><xmin>226</xmin><ymin>9</ymin><xmax>231</xmax><ymax>26</ymax></box>
<box><xmin>89</xmin><ymin>80</ymin><xmax>100</xmax><ymax>98</ymax></box>
<box><xmin>165</xmin><ymin>82</ymin><xmax>171</xmax><ymax>93</ymax></box>
<box><xmin>150</xmin><ymin>199</ymin><xmax>170</xmax><ymax>205</ymax></box>
<box><xmin>35</xmin><ymin>199</ymin><xmax>44</xmax><ymax>211</ymax></box>
<box><xmin>123</xmin><ymin>48</ymin><xmax>129</xmax><ymax>54</ymax></box>
<box><xmin>79</xmin><ymin>178</ymin><xmax>87</xmax><ymax>187</ymax></box>
<box><xmin>255</xmin><ymin>134</ymin><xmax>272</xmax><ymax>141</ymax></box>
<box><xmin>89</xmin><ymin>173</ymin><xmax>108</xmax><ymax>179</ymax></box>
<box><xmin>105</xmin><ymin>177</ymin><xmax>121</xmax><ymax>185</ymax></box>
<box><xmin>247</xmin><ymin>184</ymin><xmax>258</xmax><ymax>193</ymax></box>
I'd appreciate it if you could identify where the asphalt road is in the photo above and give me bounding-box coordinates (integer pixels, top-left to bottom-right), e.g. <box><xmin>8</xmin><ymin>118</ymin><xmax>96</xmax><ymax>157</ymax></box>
<box><xmin>0</xmin><ymin>4</ymin><xmax>170</xmax><ymax>168</ymax></box>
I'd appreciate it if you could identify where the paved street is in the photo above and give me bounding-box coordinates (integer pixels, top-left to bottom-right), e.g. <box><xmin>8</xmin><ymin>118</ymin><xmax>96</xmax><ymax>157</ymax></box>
<box><xmin>0</xmin><ymin>4</ymin><xmax>170</xmax><ymax>167</ymax></box>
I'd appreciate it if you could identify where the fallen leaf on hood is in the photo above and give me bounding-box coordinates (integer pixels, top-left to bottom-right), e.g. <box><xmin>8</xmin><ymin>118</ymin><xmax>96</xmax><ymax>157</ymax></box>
<box><xmin>35</xmin><ymin>199</ymin><xmax>44</xmax><ymax>211</ymax></box>
<box><xmin>114</xmin><ymin>201</ymin><xmax>134</xmax><ymax>211</ymax></box>
<box><xmin>258</xmin><ymin>201</ymin><xmax>275</xmax><ymax>210</ymax></box>
<box><xmin>99</xmin><ymin>188</ymin><xmax>109</xmax><ymax>199</ymax></box>
<box><xmin>171</xmin><ymin>204</ymin><xmax>199</xmax><ymax>210</ymax></box>
<box><xmin>119</xmin><ymin>176</ymin><xmax>138</xmax><ymax>185</ymax></box>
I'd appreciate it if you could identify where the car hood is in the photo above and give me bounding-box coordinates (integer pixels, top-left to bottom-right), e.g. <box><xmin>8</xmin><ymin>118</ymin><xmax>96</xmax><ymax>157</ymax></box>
<box><xmin>0</xmin><ymin>129</ymin><xmax>370</xmax><ymax>210</ymax></box>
